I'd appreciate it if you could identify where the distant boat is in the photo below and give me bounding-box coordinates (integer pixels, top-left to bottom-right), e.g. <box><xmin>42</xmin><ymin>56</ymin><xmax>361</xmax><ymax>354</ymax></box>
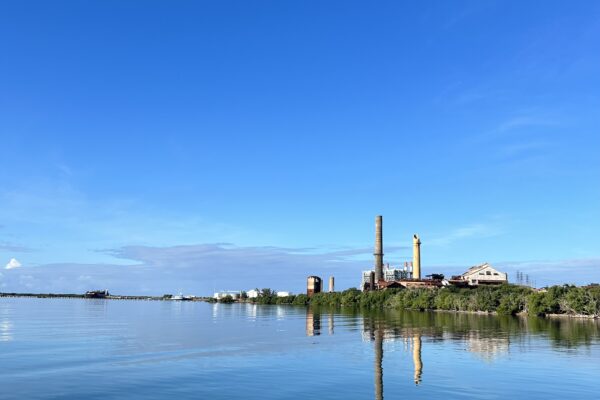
<box><xmin>85</xmin><ymin>290</ymin><xmax>109</xmax><ymax>298</ymax></box>
<box><xmin>171</xmin><ymin>293</ymin><xmax>193</xmax><ymax>301</ymax></box>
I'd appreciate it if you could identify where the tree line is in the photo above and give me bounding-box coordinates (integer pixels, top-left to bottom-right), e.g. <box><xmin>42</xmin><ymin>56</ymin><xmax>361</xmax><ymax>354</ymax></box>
<box><xmin>212</xmin><ymin>284</ymin><xmax>600</xmax><ymax>317</ymax></box>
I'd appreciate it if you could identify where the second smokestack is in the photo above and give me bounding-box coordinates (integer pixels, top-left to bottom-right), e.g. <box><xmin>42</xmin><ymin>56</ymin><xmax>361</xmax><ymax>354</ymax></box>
<box><xmin>413</xmin><ymin>234</ymin><xmax>421</xmax><ymax>280</ymax></box>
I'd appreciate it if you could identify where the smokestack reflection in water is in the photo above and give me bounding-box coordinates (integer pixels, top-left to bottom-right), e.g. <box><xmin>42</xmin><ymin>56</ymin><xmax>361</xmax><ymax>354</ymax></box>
<box><xmin>305</xmin><ymin>308</ymin><xmax>321</xmax><ymax>336</ymax></box>
<box><xmin>413</xmin><ymin>334</ymin><xmax>422</xmax><ymax>385</ymax></box>
<box><xmin>305</xmin><ymin>312</ymin><xmax>425</xmax><ymax>397</ymax></box>
<box><xmin>328</xmin><ymin>312</ymin><xmax>334</xmax><ymax>335</ymax></box>
<box><xmin>374</xmin><ymin>322</ymin><xmax>384</xmax><ymax>400</ymax></box>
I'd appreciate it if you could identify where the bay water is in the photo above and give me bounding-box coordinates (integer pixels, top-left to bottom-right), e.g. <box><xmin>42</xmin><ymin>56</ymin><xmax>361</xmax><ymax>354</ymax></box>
<box><xmin>1</xmin><ymin>298</ymin><xmax>599</xmax><ymax>399</ymax></box>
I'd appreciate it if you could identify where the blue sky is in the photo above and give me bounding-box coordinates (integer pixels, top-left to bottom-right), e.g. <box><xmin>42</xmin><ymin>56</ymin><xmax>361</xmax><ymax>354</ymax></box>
<box><xmin>1</xmin><ymin>1</ymin><xmax>599</xmax><ymax>294</ymax></box>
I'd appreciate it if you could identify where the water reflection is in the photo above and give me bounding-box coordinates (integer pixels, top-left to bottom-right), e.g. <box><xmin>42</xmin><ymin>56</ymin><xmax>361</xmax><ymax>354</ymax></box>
<box><xmin>306</xmin><ymin>308</ymin><xmax>321</xmax><ymax>336</ymax></box>
<box><xmin>306</xmin><ymin>307</ymin><xmax>600</xmax><ymax>399</ymax></box>
<box><xmin>374</xmin><ymin>323</ymin><xmax>383</xmax><ymax>400</ymax></box>
<box><xmin>412</xmin><ymin>334</ymin><xmax>422</xmax><ymax>385</ymax></box>
<box><xmin>1</xmin><ymin>299</ymin><xmax>599</xmax><ymax>400</ymax></box>
<box><xmin>0</xmin><ymin>303</ymin><xmax>13</xmax><ymax>342</ymax></box>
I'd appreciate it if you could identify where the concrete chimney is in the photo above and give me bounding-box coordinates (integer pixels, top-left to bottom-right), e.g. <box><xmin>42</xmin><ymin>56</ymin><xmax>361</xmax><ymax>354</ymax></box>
<box><xmin>328</xmin><ymin>276</ymin><xmax>335</xmax><ymax>293</ymax></box>
<box><xmin>413</xmin><ymin>234</ymin><xmax>421</xmax><ymax>280</ymax></box>
<box><xmin>374</xmin><ymin>216</ymin><xmax>384</xmax><ymax>282</ymax></box>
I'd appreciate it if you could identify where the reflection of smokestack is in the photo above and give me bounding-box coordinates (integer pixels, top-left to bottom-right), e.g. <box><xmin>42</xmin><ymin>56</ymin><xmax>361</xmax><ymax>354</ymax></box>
<box><xmin>413</xmin><ymin>234</ymin><xmax>421</xmax><ymax>280</ymax></box>
<box><xmin>374</xmin><ymin>216</ymin><xmax>384</xmax><ymax>282</ymax></box>
<box><xmin>328</xmin><ymin>276</ymin><xmax>335</xmax><ymax>293</ymax></box>
<box><xmin>374</xmin><ymin>325</ymin><xmax>384</xmax><ymax>400</ymax></box>
<box><xmin>305</xmin><ymin>308</ymin><xmax>321</xmax><ymax>337</ymax></box>
<box><xmin>412</xmin><ymin>334</ymin><xmax>422</xmax><ymax>385</ymax></box>
<box><xmin>328</xmin><ymin>312</ymin><xmax>334</xmax><ymax>335</ymax></box>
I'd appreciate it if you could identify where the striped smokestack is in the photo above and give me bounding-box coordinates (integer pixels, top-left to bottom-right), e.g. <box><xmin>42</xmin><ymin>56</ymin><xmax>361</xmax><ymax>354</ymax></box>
<box><xmin>374</xmin><ymin>215</ymin><xmax>383</xmax><ymax>282</ymax></box>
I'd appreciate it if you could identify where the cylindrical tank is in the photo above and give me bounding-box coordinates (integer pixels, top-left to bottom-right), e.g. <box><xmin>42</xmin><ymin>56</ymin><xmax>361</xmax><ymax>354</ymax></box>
<box><xmin>307</xmin><ymin>276</ymin><xmax>322</xmax><ymax>297</ymax></box>
<box><xmin>328</xmin><ymin>276</ymin><xmax>335</xmax><ymax>293</ymax></box>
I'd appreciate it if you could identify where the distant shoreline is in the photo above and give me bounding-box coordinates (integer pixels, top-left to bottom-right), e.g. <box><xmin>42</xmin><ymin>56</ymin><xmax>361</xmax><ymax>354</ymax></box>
<box><xmin>3</xmin><ymin>289</ymin><xmax>599</xmax><ymax>320</ymax></box>
<box><xmin>0</xmin><ymin>292</ymin><xmax>210</xmax><ymax>302</ymax></box>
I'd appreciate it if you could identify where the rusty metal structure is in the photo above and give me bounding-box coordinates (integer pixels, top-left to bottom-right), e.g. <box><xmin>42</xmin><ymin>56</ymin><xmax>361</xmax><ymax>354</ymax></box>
<box><xmin>306</xmin><ymin>276</ymin><xmax>322</xmax><ymax>297</ymax></box>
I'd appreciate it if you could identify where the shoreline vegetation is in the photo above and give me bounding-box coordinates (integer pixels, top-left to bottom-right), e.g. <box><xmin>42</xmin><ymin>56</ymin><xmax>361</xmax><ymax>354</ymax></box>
<box><xmin>216</xmin><ymin>284</ymin><xmax>600</xmax><ymax>318</ymax></box>
<box><xmin>3</xmin><ymin>284</ymin><xmax>600</xmax><ymax>319</ymax></box>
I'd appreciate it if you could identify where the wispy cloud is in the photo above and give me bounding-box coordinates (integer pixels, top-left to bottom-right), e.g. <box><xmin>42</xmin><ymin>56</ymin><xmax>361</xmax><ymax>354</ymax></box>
<box><xmin>2</xmin><ymin>247</ymin><xmax>600</xmax><ymax>294</ymax></box>
<box><xmin>497</xmin><ymin>258</ymin><xmax>600</xmax><ymax>286</ymax></box>
<box><xmin>487</xmin><ymin>114</ymin><xmax>559</xmax><ymax>139</ymax></box>
<box><xmin>0</xmin><ymin>243</ymin><xmax>385</xmax><ymax>295</ymax></box>
<box><xmin>0</xmin><ymin>242</ymin><xmax>33</xmax><ymax>253</ymax></box>
<box><xmin>429</xmin><ymin>223</ymin><xmax>502</xmax><ymax>247</ymax></box>
<box><xmin>460</xmin><ymin>111</ymin><xmax>563</xmax><ymax>171</ymax></box>
<box><xmin>108</xmin><ymin>243</ymin><xmax>375</xmax><ymax>270</ymax></box>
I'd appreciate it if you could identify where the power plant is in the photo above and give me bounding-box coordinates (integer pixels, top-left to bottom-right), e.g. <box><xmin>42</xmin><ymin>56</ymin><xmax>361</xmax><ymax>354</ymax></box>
<box><xmin>308</xmin><ymin>215</ymin><xmax>507</xmax><ymax>296</ymax></box>
<box><xmin>362</xmin><ymin>215</ymin><xmax>443</xmax><ymax>290</ymax></box>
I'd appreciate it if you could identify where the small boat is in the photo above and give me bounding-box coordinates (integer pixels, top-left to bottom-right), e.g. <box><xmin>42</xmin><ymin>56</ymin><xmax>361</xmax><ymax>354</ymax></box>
<box><xmin>85</xmin><ymin>290</ymin><xmax>109</xmax><ymax>298</ymax></box>
<box><xmin>171</xmin><ymin>292</ymin><xmax>193</xmax><ymax>301</ymax></box>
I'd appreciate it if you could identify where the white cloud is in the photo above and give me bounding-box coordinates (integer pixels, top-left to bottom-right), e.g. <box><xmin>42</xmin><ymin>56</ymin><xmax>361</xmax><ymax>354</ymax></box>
<box><xmin>5</xmin><ymin>258</ymin><xmax>22</xmax><ymax>270</ymax></box>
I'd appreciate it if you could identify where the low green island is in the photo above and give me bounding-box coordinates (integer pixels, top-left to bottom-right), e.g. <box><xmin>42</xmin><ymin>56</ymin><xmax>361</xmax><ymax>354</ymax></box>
<box><xmin>213</xmin><ymin>284</ymin><xmax>600</xmax><ymax>318</ymax></box>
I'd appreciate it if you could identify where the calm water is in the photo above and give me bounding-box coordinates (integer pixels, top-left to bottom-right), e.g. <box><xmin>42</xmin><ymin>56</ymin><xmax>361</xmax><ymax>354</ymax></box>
<box><xmin>1</xmin><ymin>298</ymin><xmax>599</xmax><ymax>399</ymax></box>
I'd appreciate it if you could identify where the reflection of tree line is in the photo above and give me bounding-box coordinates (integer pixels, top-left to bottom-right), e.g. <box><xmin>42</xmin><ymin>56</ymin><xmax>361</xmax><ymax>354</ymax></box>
<box><xmin>309</xmin><ymin>307</ymin><xmax>600</xmax><ymax>346</ymax></box>
<box><xmin>305</xmin><ymin>307</ymin><xmax>600</xmax><ymax>399</ymax></box>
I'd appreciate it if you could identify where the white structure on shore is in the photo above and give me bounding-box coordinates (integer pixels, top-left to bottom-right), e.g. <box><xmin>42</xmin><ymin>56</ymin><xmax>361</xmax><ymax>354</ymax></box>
<box><xmin>459</xmin><ymin>263</ymin><xmax>508</xmax><ymax>286</ymax></box>
<box><xmin>243</xmin><ymin>290</ymin><xmax>292</xmax><ymax>298</ymax></box>
<box><xmin>213</xmin><ymin>291</ymin><xmax>241</xmax><ymax>300</ymax></box>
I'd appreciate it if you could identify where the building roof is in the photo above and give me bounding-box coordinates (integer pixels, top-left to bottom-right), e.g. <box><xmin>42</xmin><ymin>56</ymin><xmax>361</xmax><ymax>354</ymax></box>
<box><xmin>463</xmin><ymin>262</ymin><xmax>494</xmax><ymax>276</ymax></box>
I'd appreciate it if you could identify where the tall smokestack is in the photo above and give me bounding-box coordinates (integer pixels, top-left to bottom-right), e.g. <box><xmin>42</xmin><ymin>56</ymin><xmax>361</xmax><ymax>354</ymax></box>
<box><xmin>328</xmin><ymin>276</ymin><xmax>335</xmax><ymax>293</ymax></box>
<box><xmin>374</xmin><ymin>215</ymin><xmax>383</xmax><ymax>282</ymax></box>
<box><xmin>413</xmin><ymin>234</ymin><xmax>421</xmax><ymax>280</ymax></box>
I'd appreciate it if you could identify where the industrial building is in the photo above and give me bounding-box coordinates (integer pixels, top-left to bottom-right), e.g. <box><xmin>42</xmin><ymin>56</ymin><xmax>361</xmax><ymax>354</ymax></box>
<box><xmin>361</xmin><ymin>267</ymin><xmax>411</xmax><ymax>289</ymax></box>
<box><xmin>449</xmin><ymin>263</ymin><xmax>508</xmax><ymax>287</ymax></box>
<box><xmin>362</xmin><ymin>215</ymin><xmax>442</xmax><ymax>291</ymax></box>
